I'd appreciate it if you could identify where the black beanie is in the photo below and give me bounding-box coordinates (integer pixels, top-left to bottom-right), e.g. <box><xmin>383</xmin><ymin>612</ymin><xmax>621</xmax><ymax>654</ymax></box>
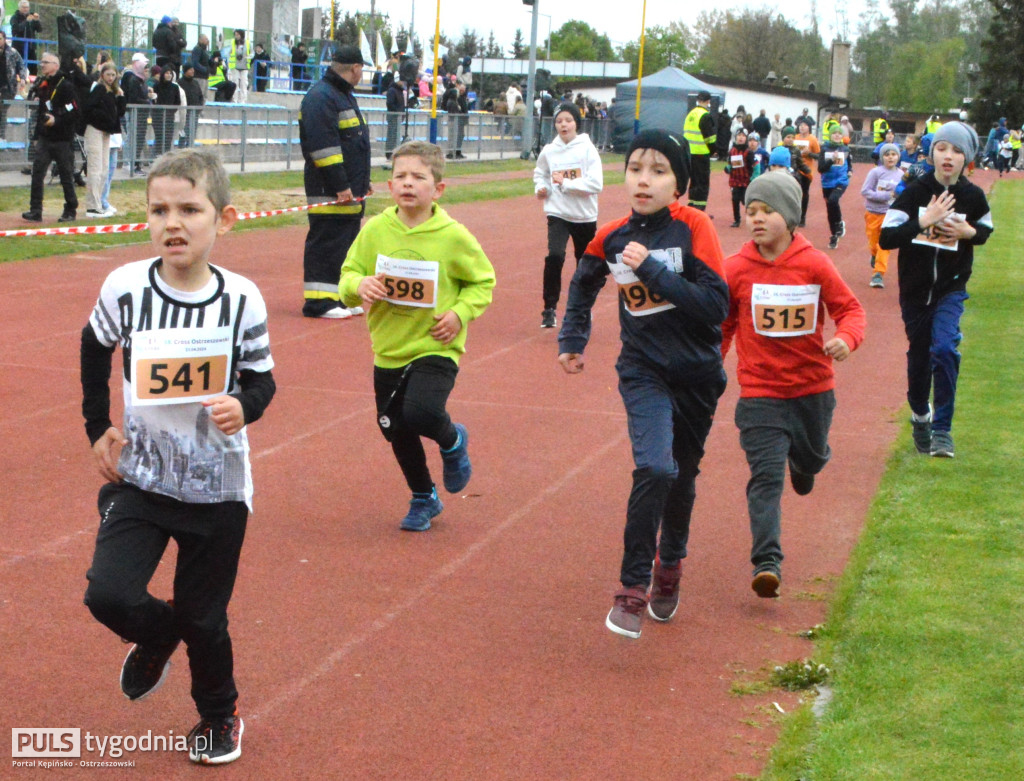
<box><xmin>625</xmin><ymin>129</ymin><xmax>690</xmax><ymax>195</ymax></box>
<box><xmin>554</xmin><ymin>101</ymin><xmax>582</xmax><ymax>130</ymax></box>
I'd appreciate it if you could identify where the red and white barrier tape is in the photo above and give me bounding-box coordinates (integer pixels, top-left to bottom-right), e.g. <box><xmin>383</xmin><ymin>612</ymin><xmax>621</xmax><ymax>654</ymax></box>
<box><xmin>0</xmin><ymin>197</ymin><xmax>365</xmax><ymax>239</ymax></box>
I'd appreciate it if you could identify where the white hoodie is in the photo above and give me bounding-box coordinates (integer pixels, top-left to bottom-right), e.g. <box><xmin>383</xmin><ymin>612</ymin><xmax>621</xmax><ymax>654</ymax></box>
<box><xmin>533</xmin><ymin>133</ymin><xmax>603</xmax><ymax>223</ymax></box>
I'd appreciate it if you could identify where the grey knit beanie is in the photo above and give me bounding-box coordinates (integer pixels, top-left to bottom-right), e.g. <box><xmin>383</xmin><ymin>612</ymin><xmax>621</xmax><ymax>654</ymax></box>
<box><xmin>879</xmin><ymin>143</ymin><xmax>900</xmax><ymax>159</ymax></box>
<box><xmin>929</xmin><ymin>121</ymin><xmax>979</xmax><ymax>163</ymax></box>
<box><xmin>745</xmin><ymin>171</ymin><xmax>802</xmax><ymax>230</ymax></box>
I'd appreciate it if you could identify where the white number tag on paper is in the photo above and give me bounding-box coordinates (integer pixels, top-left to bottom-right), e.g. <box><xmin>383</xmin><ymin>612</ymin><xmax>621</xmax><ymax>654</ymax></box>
<box><xmin>911</xmin><ymin>207</ymin><xmax>965</xmax><ymax>251</ymax></box>
<box><xmin>608</xmin><ymin>256</ymin><xmax>675</xmax><ymax>316</ymax></box>
<box><xmin>375</xmin><ymin>254</ymin><xmax>439</xmax><ymax>307</ymax></box>
<box><xmin>730</xmin><ymin>154</ymin><xmax>744</xmax><ymax>167</ymax></box>
<box><xmin>131</xmin><ymin>326</ymin><xmax>232</xmax><ymax>405</ymax></box>
<box><xmin>751</xmin><ymin>284</ymin><xmax>820</xmax><ymax>337</ymax></box>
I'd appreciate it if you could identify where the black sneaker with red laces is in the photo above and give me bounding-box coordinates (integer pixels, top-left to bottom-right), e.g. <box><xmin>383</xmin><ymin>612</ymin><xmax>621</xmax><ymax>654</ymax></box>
<box><xmin>188</xmin><ymin>712</ymin><xmax>244</xmax><ymax>764</ymax></box>
<box><xmin>120</xmin><ymin>639</ymin><xmax>180</xmax><ymax>700</ymax></box>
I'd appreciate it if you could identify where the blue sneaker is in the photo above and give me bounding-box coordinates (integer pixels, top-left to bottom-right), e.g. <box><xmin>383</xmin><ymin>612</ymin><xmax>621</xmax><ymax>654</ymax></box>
<box><xmin>440</xmin><ymin>423</ymin><xmax>472</xmax><ymax>493</ymax></box>
<box><xmin>400</xmin><ymin>488</ymin><xmax>443</xmax><ymax>531</ymax></box>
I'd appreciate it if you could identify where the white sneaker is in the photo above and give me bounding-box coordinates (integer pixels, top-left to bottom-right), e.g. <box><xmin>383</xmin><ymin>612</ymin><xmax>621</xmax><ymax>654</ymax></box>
<box><xmin>316</xmin><ymin>307</ymin><xmax>353</xmax><ymax>319</ymax></box>
<box><xmin>346</xmin><ymin>306</ymin><xmax>365</xmax><ymax>316</ymax></box>
<box><xmin>85</xmin><ymin>209</ymin><xmax>104</xmax><ymax>218</ymax></box>
<box><xmin>102</xmin><ymin>206</ymin><xmax>117</xmax><ymax>216</ymax></box>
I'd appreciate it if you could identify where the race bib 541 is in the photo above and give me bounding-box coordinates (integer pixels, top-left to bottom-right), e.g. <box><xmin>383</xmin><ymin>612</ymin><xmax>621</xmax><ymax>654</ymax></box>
<box><xmin>131</xmin><ymin>326</ymin><xmax>232</xmax><ymax>405</ymax></box>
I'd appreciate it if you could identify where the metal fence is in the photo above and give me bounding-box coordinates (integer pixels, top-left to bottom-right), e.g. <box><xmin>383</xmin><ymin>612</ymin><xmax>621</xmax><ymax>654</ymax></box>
<box><xmin>1</xmin><ymin>100</ymin><xmax>617</xmax><ymax>175</ymax></box>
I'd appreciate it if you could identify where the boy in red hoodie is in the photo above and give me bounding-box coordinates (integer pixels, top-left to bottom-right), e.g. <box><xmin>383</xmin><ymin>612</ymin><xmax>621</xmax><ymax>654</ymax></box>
<box><xmin>721</xmin><ymin>172</ymin><xmax>866</xmax><ymax>598</ymax></box>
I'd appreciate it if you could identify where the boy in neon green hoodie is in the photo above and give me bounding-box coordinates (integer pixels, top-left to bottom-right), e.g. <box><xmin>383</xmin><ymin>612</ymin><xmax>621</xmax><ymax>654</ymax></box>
<box><xmin>340</xmin><ymin>141</ymin><xmax>496</xmax><ymax>531</ymax></box>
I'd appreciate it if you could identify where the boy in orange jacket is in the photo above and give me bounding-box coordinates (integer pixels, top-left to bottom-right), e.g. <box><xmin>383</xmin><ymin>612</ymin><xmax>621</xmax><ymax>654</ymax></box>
<box><xmin>721</xmin><ymin>172</ymin><xmax>866</xmax><ymax>598</ymax></box>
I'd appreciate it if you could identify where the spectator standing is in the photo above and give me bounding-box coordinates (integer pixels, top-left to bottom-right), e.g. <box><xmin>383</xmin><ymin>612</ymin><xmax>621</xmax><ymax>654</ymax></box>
<box><xmin>683</xmin><ymin>91</ymin><xmax>717</xmax><ymax>211</ymax></box>
<box><xmin>178</xmin><ymin>63</ymin><xmax>203</xmax><ymax>147</ymax></box>
<box><xmin>153</xmin><ymin>16</ymin><xmax>185</xmax><ymax>77</ymax></box>
<box><xmin>796</xmin><ymin>107</ymin><xmax>816</xmax><ymax>134</ymax></box>
<box><xmin>252</xmin><ymin>43</ymin><xmax>271</xmax><ymax>92</ymax></box>
<box><xmin>384</xmin><ymin>76</ymin><xmax>405</xmax><ymax>160</ymax></box>
<box><xmin>840</xmin><ymin>115</ymin><xmax>855</xmax><ymax>144</ymax></box>
<box><xmin>10</xmin><ymin>0</ymin><xmax>41</xmax><ymax>75</ymax></box>
<box><xmin>770</xmin><ymin>112</ymin><xmax>784</xmax><ymax>149</ymax></box>
<box><xmin>191</xmin><ymin>34</ymin><xmax>212</xmax><ymax>93</ymax></box>
<box><xmin>229</xmin><ymin>30</ymin><xmax>251</xmax><ymax>103</ymax></box>
<box><xmin>298</xmin><ymin>44</ymin><xmax>372</xmax><ymax>319</ymax></box>
<box><xmin>872</xmin><ymin>111</ymin><xmax>890</xmax><ymax>144</ymax></box>
<box><xmin>751</xmin><ymin>109</ymin><xmax>772</xmax><ymax>148</ymax></box>
<box><xmin>121</xmin><ymin>52</ymin><xmax>155</xmax><ymax>174</ymax></box>
<box><xmin>715</xmin><ymin>107</ymin><xmax>731</xmax><ymax>160</ymax></box>
<box><xmin>290</xmin><ymin>41</ymin><xmax>308</xmax><ymax>90</ymax></box>
<box><xmin>442</xmin><ymin>79</ymin><xmax>468</xmax><ymax>160</ymax></box>
<box><xmin>22</xmin><ymin>52</ymin><xmax>79</xmax><ymax>222</ymax></box>
<box><xmin>82</xmin><ymin>61</ymin><xmax>125</xmax><ymax>217</ymax></box>
<box><xmin>152</xmin><ymin>66</ymin><xmax>180</xmax><ymax>157</ymax></box>
<box><xmin>0</xmin><ymin>31</ymin><xmax>28</xmax><ymax>141</ymax></box>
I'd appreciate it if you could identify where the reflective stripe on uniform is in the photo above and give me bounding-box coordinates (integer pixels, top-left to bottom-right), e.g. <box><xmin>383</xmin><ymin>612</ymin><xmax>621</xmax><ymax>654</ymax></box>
<box><xmin>311</xmin><ymin>147</ymin><xmax>344</xmax><ymax>167</ymax></box>
<box><xmin>309</xmin><ymin>203</ymin><xmax>364</xmax><ymax>215</ymax></box>
<box><xmin>338</xmin><ymin>109</ymin><xmax>361</xmax><ymax>130</ymax></box>
<box><xmin>303</xmin><ymin>282</ymin><xmax>342</xmax><ymax>301</ymax></box>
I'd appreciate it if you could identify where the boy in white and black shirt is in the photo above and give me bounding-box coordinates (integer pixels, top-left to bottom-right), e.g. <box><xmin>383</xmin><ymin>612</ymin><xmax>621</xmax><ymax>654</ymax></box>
<box><xmin>80</xmin><ymin>149</ymin><xmax>274</xmax><ymax>765</ymax></box>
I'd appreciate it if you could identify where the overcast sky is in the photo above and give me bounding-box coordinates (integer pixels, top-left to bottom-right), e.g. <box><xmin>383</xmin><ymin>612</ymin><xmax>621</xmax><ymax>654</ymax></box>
<box><xmin>146</xmin><ymin>0</ymin><xmax>873</xmax><ymax>52</ymax></box>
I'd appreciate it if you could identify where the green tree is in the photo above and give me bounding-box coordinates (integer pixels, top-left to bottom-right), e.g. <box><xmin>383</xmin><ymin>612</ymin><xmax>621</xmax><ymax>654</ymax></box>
<box><xmin>510</xmin><ymin>29</ymin><xmax>526</xmax><ymax>59</ymax></box>
<box><xmin>618</xmin><ymin>22</ymin><xmax>695</xmax><ymax>77</ymax></box>
<box><xmin>484</xmin><ymin>31</ymin><xmax>502</xmax><ymax>58</ymax></box>
<box><xmin>691</xmin><ymin>9</ymin><xmax>828</xmax><ymax>89</ymax></box>
<box><xmin>974</xmin><ymin>0</ymin><xmax>1024</xmax><ymax>127</ymax></box>
<box><xmin>548</xmin><ymin>20</ymin><xmax>614</xmax><ymax>61</ymax></box>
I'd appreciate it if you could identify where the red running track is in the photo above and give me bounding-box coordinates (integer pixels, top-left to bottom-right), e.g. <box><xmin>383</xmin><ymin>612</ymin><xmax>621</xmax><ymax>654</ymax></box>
<box><xmin>0</xmin><ymin>164</ymin><xmax>994</xmax><ymax>779</ymax></box>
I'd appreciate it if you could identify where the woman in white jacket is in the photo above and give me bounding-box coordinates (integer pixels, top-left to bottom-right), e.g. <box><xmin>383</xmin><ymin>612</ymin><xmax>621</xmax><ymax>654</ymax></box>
<box><xmin>533</xmin><ymin>102</ymin><xmax>603</xmax><ymax>328</ymax></box>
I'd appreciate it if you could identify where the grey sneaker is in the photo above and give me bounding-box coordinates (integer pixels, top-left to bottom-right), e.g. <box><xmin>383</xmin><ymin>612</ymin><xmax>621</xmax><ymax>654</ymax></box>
<box><xmin>870</xmin><ymin>272</ymin><xmax>885</xmax><ymax>288</ymax></box>
<box><xmin>647</xmin><ymin>558</ymin><xmax>682</xmax><ymax>621</ymax></box>
<box><xmin>911</xmin><ymin>409</ymin><xmax>932</xmax><ymax>454</ymax></box>
<box><xmin>930</xmin><ymin>430</ymin><xmax>955</xmax><ymax>458</ymax></box>
<box><xmin>828</xmin><ymin>234</ymin><xmax>839</xmax><ymax>250</ymax></box>
<box><xmin>606</xmin><ymin>585</ymin><xmax>648</xmax><ymax>638</ymax></box>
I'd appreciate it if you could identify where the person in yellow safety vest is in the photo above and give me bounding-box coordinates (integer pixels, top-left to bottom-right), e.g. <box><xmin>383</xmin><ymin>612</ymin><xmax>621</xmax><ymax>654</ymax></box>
<box><xmin>228</xmin><ymin>29</ymin><xmax>252</xmax><ymax>103</ymax></box>
<box><xmin>926</xmin><ymin>114</ymin><xmax>942</xmax><ymax>135</ymax></box>
<box><xmin>1010</xmin><ymin>127</ymin><xmax>1022</xmax><ymax>170</ymax></box>
<box><xmin>822</xmin><ymin>113</ymin><xmax>841</xmax><ymax>141</ymax></box>
<box><xmin>682</xmin><ymin>90</ymin><xmax>717</xmax><ymax>211</ymax></box>
<box><xmin>872</xmin><ymin>113</ymin><xmax>890</xmax><ymax>144</ymax></box>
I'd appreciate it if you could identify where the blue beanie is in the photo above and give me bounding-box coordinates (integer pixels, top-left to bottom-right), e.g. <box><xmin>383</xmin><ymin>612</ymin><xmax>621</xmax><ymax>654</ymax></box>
<box><xmin>769</xmin><ymin>147</ymin><xmax>791</xmax><ymax>168</ymax></box>
<box><xmin>160</xmin><ymin>15</ymin><xmax>173</xmax><ymax>25</ymax></box>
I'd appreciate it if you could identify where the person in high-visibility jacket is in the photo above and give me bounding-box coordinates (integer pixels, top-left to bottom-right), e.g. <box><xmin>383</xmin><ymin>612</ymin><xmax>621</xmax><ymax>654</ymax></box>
<box><xmin>683</xmin><ymin>91</ymin><xmax>717</xmax><ymax>210</ymax></box>
<box><xmin>228</xmin><ymin>29</ymin><xmax>252</xmax><ymax>103</ymax></box>
<box><xmin>872</xmin><ymin>113</ymin><xmax>890</xmax><ymax>144</ymax></box>
<box><xmin>925</xmin><ymin>114</ymin><xmax>942</xmax><ymax>135</ymax></box>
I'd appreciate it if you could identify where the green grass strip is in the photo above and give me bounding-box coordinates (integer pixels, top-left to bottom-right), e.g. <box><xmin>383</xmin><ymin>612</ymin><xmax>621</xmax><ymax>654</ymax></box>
<box><xmin>761</xmin><ymin>179</ymin><xmax>1024</xmax><ymax>780</ymax></box>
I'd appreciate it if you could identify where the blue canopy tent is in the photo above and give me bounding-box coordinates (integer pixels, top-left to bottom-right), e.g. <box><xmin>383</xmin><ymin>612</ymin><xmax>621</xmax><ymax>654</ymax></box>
<box><xmin>611</xmin><ymin>68</ymin><xmax>726</xmax><ymax>152</ymax></box>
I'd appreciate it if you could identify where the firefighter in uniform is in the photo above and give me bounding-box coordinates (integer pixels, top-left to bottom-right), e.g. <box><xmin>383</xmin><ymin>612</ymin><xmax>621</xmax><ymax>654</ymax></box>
<box><xmin>299</xmin><ymin>44</ymin><xmax>373</xmax><ymax>318</ymax></box>
<box><xmin>682</xmin><ymin>91</ymin><xmax>717</xmax><ymax>211</ymax></box>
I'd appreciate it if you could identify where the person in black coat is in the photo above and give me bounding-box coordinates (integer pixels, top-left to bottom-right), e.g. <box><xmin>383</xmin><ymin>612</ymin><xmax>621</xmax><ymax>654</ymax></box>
<box><xmin>178</xmin><ymin>63</ymin><xmax>204</xmax><ymax>147</ymax></box>
<box><xmin>10</xmin><ymin>0</ymin><xmax>42</xmax><ymax>75</ymax></box>
<box><xmin>190</xmin><ymin>34</ymin><xmax>212</xmax><ymax>92</ymax></box>
<box><xmin>252</xmin><ymin>43</ymin><xmax>271</xmax><ymax>92</ymax></box>
<box><xmin>290</xmin><ymin>42</ymin><xmax>308</xmax><ymax>90</ymax></box>
<box><xmin>152</xmin><ymin>66</ymin><xmax>180</xmax><ymax>157</ymax></box>
<box><xmin>22</xmin><ymin>52</ymin><xmax>79</xmax><ymax>221</ymax></box>
<box><xmin>152</xmin><ymin>16</ymin><xmax>185</xmax><ymax>77</ymax></box>
<box><xmin>384</xmin><ymin>77</ymin><xmax>405</xmax><ymax>159</ymax></box>
<box><xmin>442</xmin><ymin>79</ymin><xmax>468</xmax><ymax>159</ymax></box>
<box><xmin>82</xmin><ymin>61</ymin><xmax>126</xmax><ymax>215</ymax></box>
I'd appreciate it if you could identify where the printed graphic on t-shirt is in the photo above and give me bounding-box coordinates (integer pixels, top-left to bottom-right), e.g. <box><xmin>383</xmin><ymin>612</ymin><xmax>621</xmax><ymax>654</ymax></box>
<box><xmin>375</xmin><ymin>254</ymin><xmax>439</xmax><ymax>307</ymax></box>
<box><xmin>912</xmin><ymin>207</ymin><xmax>966</xmax><ymax>251</ymax></box>
<box><xmin>751</xmin><ymin>283</ymin><xmax>820</xmax><ymax>337</ymax></box>
<box><xmin>608</xmin><ymin>247</ymin><xmax>683</xmax><ymax>317</ymax></box>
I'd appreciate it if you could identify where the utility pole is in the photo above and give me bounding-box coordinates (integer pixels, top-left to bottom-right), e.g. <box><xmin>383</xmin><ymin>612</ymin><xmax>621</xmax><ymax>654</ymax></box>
<box><xmin>520</xmin><ymin>0</ymin><xmax>539</xmax><ymax>159</ymax></box>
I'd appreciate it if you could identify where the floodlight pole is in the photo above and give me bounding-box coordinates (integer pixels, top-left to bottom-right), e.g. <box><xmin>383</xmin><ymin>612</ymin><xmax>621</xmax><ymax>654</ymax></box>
<box><xmin>520</xmin><ymin>1</ymin><xmax>539</xmax><ymax>159</ymax></box>
<box><xmin>634</xmin><ymin>0</ymin><xmax>647</xmax><ymax>136</ymax></box>
<box><xmin>429</xmin><ymin>0</ymin><xmax>441</xmax><ymax>143</ymax></box>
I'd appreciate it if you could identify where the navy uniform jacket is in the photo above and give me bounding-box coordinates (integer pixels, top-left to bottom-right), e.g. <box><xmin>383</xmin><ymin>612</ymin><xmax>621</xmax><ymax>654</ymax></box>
<box><xmin>299</xmin><ymin>68</ymin><xmax>370</xmax><ymax>218</ymax></box>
